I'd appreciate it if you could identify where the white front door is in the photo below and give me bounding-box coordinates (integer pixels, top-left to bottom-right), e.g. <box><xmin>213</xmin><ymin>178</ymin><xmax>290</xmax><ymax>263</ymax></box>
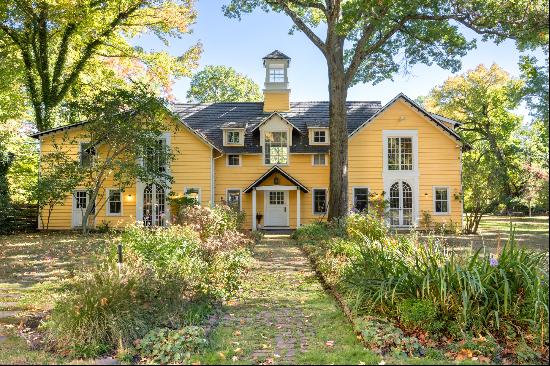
<box><xmin>72</xmin><ymin>190</ymin><xmax>92</xmax><ymax>227</ymax></box>
<box><xmin>264</xmin><ymin>191</ymin><xmax>289</xmax><ymax>227</ymax></box>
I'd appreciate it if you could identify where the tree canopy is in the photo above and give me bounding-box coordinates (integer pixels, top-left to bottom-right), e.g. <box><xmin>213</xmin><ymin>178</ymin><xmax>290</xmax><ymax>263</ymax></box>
<box><xmin>423</xmin><ymin>64</ymin><xmax>530</xmax><ymax>232</ymax></box>
<box><xmin>222</xmin><ymin>0</ymin><xmax>549</xmax><ymax>219</ymax></box>
<box><xmin>0</xmin><ymin>0</ymin><xmax>202</xmax><ymax>131</ymax></box>
<box><xmin>187</xmin><ymin>65</ymin><xmax>262</xmax><ymax>103</ymax></box>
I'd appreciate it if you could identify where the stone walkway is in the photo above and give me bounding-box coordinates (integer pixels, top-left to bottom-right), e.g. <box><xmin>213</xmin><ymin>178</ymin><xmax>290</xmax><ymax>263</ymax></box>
<box><xmin>198</xmin><ymin>235</ymin><xmax>374</xmax><ymax>365</ymax></box>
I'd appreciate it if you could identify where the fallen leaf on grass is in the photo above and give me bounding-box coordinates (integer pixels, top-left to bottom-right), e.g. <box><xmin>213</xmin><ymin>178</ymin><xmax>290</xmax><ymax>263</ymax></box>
<box><xmin>325</xmin><ymin>340</ymin><xmax>335</xmax><ymax>347</ymax></box>
<box><xmin>218</xmin><ymin>352</ymin><xmax>226</xmax><ymax>360</ymax></box>
<box><xmin>233</xmin><ymin>330</ymin><xmax>241</xmax><ymax>336</ymax></box>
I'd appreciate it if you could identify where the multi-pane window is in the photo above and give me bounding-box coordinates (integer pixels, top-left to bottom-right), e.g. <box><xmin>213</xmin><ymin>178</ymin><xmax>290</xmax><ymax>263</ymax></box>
<box><xmin>387</xmin><ymin>137</ymin><xmax>413</xmax><ymax>170</ymax></box>
<box><xmin>269</xmin><ymin>191</ymin><xmax>285</xmax><ymax>205</ymax></box>
<box><xmin>353</xmin><ymin>188</ymin><xmax>369</xmax><ymax>212</ymax></box>
<box><xmin>313</xmin><ymin>130</ymin><xmax>327</xmax><ymax>143</ymax></box>
<box><xmin>227</xmin><ymin>154</ymin><xmax>241</xmax><ymax>166</ymax></box>
<box><xmin>107</xmin><ymin>189</ymin><xmax>122</xmax><ymax>215</ymax></box>
<box><xmin>144</xmin><ymin>138</ymin><xmax>167</xmax><ymax>173</ymax></box>
<box><xmin>184</xmin><ymin>188</ymin><xmax>201</xmax><ymax>204</ymax></box>
<box><xmin>313</xmin><ymin>189</ymin><xmax>328</xmax><ymax>215</ymax></box>
<box><xmin>264</xmin><ymin>131</ymin><xmax>288</xmax><ymax>164</ymax></box>
<box><xmin>312</xmin><ymin>154</ymin><xmax>326</xmax><ymax>166</ymax></box>
<box><xmin>227</xmin><ymin>189</ymin><xmax>241</xmax><ymax>211</ymax></box>
<box><xmin>227</xmin><ymin>131</ymin><xmax>241</xmax><ymax>144</ymax></box>
<box><xmin>434</xmin><ymin>187</ymin><xmax>450</xmax><ymax>214</ymax></box>
<box><xmin>269</xmin><ymin>68</ymin><xmax>285</xmax><ymax>82</ymax></box>
<box><xmin>80</xmin><ymin>143</ymin><xmax>96</xmax><ymax>167</ymax></box>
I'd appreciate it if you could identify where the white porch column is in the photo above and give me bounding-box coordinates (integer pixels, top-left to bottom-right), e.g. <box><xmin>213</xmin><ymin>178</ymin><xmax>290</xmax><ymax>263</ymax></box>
<box><xmin>296</xmin><ymin>187</ymin><xmax>301</xmax><ymax>228</ymax></box>
<box><xmin>252</xmin><ymin>188</ymin><xmax>257</xmax><ymax>231</ymax></box>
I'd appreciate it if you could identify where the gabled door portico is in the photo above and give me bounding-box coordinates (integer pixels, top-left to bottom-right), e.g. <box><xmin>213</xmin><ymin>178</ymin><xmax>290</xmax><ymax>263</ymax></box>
<box><xmin>244</xmin><ymin>166</ymin><xmax>308</xmax><ymax>231</ymax></box>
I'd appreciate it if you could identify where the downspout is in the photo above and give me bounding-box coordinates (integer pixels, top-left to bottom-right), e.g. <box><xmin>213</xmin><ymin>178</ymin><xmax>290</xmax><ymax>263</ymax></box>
<box><xmin>211</xmin><ymin>150</ymin><xmax>224</xmax><ymax>206</ymax></box>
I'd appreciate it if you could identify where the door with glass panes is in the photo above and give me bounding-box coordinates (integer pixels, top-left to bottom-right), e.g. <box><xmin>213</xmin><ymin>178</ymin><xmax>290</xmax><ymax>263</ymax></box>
<box><xmin>140</xmin><ymin>138</ymin><xmax>168</xmax><ymax>226</ymax></box>
<box><xmin>389</xmin><ymin>181</ymin><xmax>413</xmax><ymax>227</ymax></box>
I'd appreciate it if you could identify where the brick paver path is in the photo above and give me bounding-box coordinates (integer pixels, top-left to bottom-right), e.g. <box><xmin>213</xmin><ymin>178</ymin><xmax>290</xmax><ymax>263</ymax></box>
<box><xmin>198</xmin><ymin>234</ymin><xmax>368</xmax><ymax>365</ymax></box>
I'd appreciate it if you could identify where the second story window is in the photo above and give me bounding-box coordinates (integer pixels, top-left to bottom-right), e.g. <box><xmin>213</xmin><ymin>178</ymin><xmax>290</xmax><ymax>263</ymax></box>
<box><xmin>269</xmin><ymin>67</ymin><xmax>285</xmax><ymax>82</ymax></box>
<box><xmin>227</xmin><ymin>130</ymin><xmax>241</xmax><ymax>144</ymax></box>
<box><xmin>227</xmin><ymin>154</ymin><xmax>241</xmax><ymax>166</ymax></box>
<box><xmin>312</xmin><ymin>153</ymin><xmax>326</xmax><ymax>166</ymax></box>
<box><xmin>144</xmin><ymin>138</ymin><xmax>167</xmax><ymax>173</ymax></box>
<box><xmin>387</xmin><ymin>137</ymin><xmax>413</xmax><ymax>171</ymax></box>
<box><xmin>80</xmin><ymin>142</ymin><xmax>96</xmax><ymax>167</ymax></box>
<box><xmin>264</xmin><ymin>131</ymin><xmax>288</xmax><ymax>165</ymax></box>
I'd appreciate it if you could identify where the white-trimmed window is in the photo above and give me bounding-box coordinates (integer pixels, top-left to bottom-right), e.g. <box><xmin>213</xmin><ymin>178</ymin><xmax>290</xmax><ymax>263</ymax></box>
<box><xmin>80</xmin><ymin>142</ymin><xmax>96</xmax><ymax>167</ymax></box>
<box><xmin>227</xmin><ymin>154</ymin><xmax>241</xmax><ymax>167</ymax></box>
<box><xmin>387</xmin><ymin>137</ymin><xmax>413</xmax><ymax>171</ymax></box>
<box><xmin>353</xmin><ymin>187</ymin><xmax>369</xmax><ymax>212</ymax></box>
<box><xmin>184</xmin><ymin>187</ymin><xmax>201</xmax><ymax>204</ymax></box>
<box><xmin>264</xmin><ymin>131</ymin><xmax>288</xmax><ymax>165</ymax></box>
<box><xmin>227</xmin><ymin>189</ymin><xmax>241</xmax><ymax>211</ymax></box>
<box><xmin>107</xmin><ymin>189</ymin><xmax>122</xmax><ymax>216</ymax></box>
<box><xmin>226</xmin><ymin>130</ymin><xmax>241</xmax><ymax>145</ymax></box>
<box><xmin>144</xmin><ymin>138</ymin><xmax>167</xmax><ymax>173</ymax></box>
<box><xmin>312</xmin><ymin>188</ymin><xmax>328</xmax><ymax>215</ymax></box>
<box><xmin>314</xmin><ymin>130</ymin><xmax>327</xmax><ymax>143</ymax></box>
<box><xmin>312</xmin><ymin>153</ymin><xmax>327</xmax><ymax>166</ymax></box>
<box><xmin>269</xmin><ymin>67</ymin><xmax>285</xmax><ymax>82</ymax></box>
<box><xmin>433</xmin><ymin>187</ymin><xmax>450</xmax><ymax>214</ymax></box>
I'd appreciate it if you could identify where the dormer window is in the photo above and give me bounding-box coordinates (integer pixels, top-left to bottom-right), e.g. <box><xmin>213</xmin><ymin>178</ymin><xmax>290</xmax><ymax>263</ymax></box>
<box><xmin>223</xmin><ymin>129</ymin><xmax>244</xmax><ymax>146</ymax></box>
<box><xmin>314</xmin><ymin>130</ymin><xmax>327</xmax><ymax>143</ymax></box>
<box><xmin>309</xmin><ymin>128</ymin><xmax>329</xmax><ymax>145</ymax></box>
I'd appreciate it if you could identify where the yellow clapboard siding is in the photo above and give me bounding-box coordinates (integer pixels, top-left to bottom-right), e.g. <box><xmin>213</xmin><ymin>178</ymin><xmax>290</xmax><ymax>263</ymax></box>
<box><xmin>38</xmin><ymin>97</ymin><xmax>462</xmax><ymax>231</ymax></box>
<box><xmin>38</xmin><ymin>117</ymin><xmax>213</xmax><ymax>229</ymax></box>
<box><xmin>263</xmin><ymin>91</ymin><xmax>290</xmax><ymax>112</ymax></box>
<box><xmin>349</xmin><ymin>99</ymin><xmax>463</xmax><ymax>226</ymax></box>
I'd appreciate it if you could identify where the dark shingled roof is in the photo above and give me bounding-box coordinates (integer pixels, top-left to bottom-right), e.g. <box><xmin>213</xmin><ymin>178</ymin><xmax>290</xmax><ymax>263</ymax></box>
<box><xmin>171</xmin><ymin>101</ymin><xmax>382</xmax><ymax>153</ymax></box>
<box><xmin>263</xmin><ymin>50</ymin><xmax>291</xmax><ymax>60</ymax></box>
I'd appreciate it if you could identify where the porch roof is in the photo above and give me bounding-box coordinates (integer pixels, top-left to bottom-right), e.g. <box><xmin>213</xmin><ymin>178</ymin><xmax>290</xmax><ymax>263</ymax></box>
<box><xmin>243</xmin><ymin>165</ymin><xmax>309</xmax><ymax>193</ymax></box>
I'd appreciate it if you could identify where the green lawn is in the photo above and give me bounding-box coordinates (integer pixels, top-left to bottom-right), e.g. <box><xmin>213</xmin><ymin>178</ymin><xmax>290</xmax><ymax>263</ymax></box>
<box><xmin>417</xmin><ymin>215</ymin><xmax>549</xmax><ymax>255</ymax></box>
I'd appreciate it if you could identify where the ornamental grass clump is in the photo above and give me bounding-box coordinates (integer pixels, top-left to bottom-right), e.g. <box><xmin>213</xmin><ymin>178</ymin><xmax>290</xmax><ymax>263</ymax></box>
<box><xmin>346</xmin><ymin>230</ymin><xmax>549</xmax><ymax>341</ymax></box>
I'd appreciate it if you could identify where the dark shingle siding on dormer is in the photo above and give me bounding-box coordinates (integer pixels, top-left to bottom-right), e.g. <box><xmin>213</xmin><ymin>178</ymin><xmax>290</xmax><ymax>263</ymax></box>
<box><xmin>171</xmin><ymin>101</ymin><xmax>382</xmax><ymax>153</ymax></box>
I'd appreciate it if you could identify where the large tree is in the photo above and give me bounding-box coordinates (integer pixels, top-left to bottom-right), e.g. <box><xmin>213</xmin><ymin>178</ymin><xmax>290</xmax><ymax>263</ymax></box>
<box><xmin>223</xmin><ymin>0</ymin><xmax>549</xmax><ymax>220</ymax></box>
<box><xmin>187</xmin><ymin>65</ymin><xmax>262</xmax><ymax>103</ymax></box>
<box><xmin>0</xmin><ymin>0</ymin><xmax>201</xmax><ymax>131</ymax></box>
<box><xmin>423</xmin><ymin>64</ymin><xmax>527</xmax><ymax>232</ymax></box>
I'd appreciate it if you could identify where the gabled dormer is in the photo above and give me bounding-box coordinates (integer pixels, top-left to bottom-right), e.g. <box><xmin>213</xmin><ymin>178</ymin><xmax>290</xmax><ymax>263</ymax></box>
<box><xmin>263</xmin><ymin>50</ymin><xmax>291</xmax><ymax>112</ymax></box>
<box><xmin>221</xmin><ymin>122</ymin><xmax>246</xmax><ymax>147</ymax></box>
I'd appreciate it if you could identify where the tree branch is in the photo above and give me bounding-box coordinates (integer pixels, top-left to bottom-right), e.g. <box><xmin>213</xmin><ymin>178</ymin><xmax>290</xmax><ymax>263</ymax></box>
<box><xmin>271</xmin><ymin>0</ymin><xmax>327</xmax><ymax>55</ymax></box>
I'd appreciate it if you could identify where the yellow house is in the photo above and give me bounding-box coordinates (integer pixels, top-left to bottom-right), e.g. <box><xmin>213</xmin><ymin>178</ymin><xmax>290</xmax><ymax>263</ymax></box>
<box><xmin>31</xmin><ymin>50</ymin><xmax>466</xmax><ymax>231</ymax></box>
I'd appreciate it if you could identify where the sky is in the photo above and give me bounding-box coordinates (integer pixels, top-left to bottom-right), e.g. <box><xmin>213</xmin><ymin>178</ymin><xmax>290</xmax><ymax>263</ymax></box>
<box><xmin>134</xmin><ymin>0</ymin><xmax>544</xmax><ymax>114</ymax></box>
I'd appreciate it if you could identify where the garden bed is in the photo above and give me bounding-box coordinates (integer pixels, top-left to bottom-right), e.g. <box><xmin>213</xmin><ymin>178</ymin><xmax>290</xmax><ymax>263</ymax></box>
<box><xmin>293</xmin><ymin>215</ymin><xmax>549</xmax><ymax>365</ymax></box>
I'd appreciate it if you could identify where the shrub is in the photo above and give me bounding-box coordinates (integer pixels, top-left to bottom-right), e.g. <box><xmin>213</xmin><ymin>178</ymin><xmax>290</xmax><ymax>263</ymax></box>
<box><xmin>346</xmin><ymin>213</ymin><xmax>388</xmax><ymax>242</ymax></box>
<box><xmin>173</xmin><ymin>204</ymin><xmax>246</xmax><ymax>241</ymax></box>
<box><xmin>137</xmin><ymin>326</ymin><xmax>208</xmax><ymax>364</ymax></box>
<box><xmin>45</xmin><ymin>258</ymin><xmax>194</xmax><ymax>357</ymax></box>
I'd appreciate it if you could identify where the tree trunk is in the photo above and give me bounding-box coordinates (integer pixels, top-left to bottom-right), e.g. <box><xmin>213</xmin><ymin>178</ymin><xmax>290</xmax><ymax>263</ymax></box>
<box><xmin>327</xmin><ymin>53</ymin><xmax>349</xmax><ymax>221</ymax></box>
